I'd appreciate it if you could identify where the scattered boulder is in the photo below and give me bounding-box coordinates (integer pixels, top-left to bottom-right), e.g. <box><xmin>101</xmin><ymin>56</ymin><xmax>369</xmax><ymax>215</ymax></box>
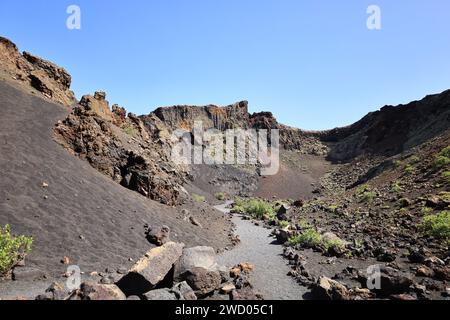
<box><xmin>376</xmin><ymin>248</ymin><xmax>397</xmax><ymax>263</ymax></box>
<box><xmin>144</xmin><ymin>288</ymin><xmax>177</xmax><ymax>300</ymax></box>
<box><xmin>239</xmin><ymin>262</ymin><xmax>255</xmax><ymax>273</ymax></box>
<box><xmin>416</xmin><ymin>265</ymin><xmax>435</xmax><ymax>278</ymax></box>
<box><xmin>312</xmin><ymin>276</ymin><xmax>350</xmax><ymax>300</ymax></box>
<box><xmin>408</xmin><ymin>248</ymin><xmax>427</xmax><ymax>264</ymax></box>
<box><xmin>182</xmin><ymin>267</ymin><xmax>222</xmax><ymax>297</ymax></box>
<box><xmin>116</xmin><ymin>242</ymin><xmax>184</xmax><ymax>296</ymax></box>
<box><xmin>360</xmin><ymin>266</ymin><xmax>414</xmax><ymax>297</ymax></box>
<box><xmin>231</xmin><ymin>287</ymin><xmax>259</xmax><ymax>300</ymax></box>
<box><xmin>398</xmin><ymin>198</ymin><xmax>411</xmax><ymax>208</ymax></box>
<box><xmin>433</xmin><ymin>266</ymin><xmax>450</xmax><ymax>281</ymax></box>
<box><xmin>276</xmin><ymin>204</ymin><xmax>290</xmax><ymax>221</ymax></box>
<box><xmin>69</xmin><ymin>282</ymin><xmax>126</xmax><ymax>300</ymax></box>
<box><xmin>189</xmin><ymin>216</ymin><xmax>203</xmax><ymax>228</ymax></box>
<box><xmin>146</xmin><ymin>226</ymin><xmax>171</xmax><ymax>246</ymax></box>
<box><xmin>293</xmin><ymin>199</ymin><xmax>304</xmax><ymax>208</ymax></box>
<box><xmin>174</xmin><ymin>246</ymin><xmax>220</xmax><ymax>281</ymax></box>
<box><xmin>220</xmin><ymin>282</ymin><xmax>236</xmax><ymax>294</ymax></box>
<box><xmin>230</xmin><ymin>267</ymin><xmax>241</xmax><ymax>279</ymax></box>
<box><xmin>424</xmin><ymin>256</ymin><xmax>445</xmax><ymax>267</ymax></box>
<box><xmin>35</xmin><ymin>282</ymin><xmax>67</xmax><ymax>300</ymax></box>
<box><xmin>171</xmin><ymin>281</ymin><xmax>197</xmax><ymax>300</ymax></box>
<box><xmin>12</xmin><ymin>267</ymin><xmax>46</xmax><ymax>281</ymax></box>
<box><xmin>61</xmin><ymin>256</ymin><xmax>70</xmax><ymax>265</ymax></box>
<box><xmin>276</xmin><ymin>228</ymin><xmax>294</xmax><ymax>244</ymax></box>
<box><xmin>390</xmin><ymin>293</ymin><xmax>417</xmax><ymax>301</ymax></box>
<box><xmin>234</xmin><ymin>275</ymin><xmax>252</xmax><ymax>289</ymax></box>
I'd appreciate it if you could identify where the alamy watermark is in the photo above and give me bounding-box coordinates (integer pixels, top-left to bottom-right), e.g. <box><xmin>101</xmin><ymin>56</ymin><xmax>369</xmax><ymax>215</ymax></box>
<box><xmin>170</xmin><ymin>121</ymin><xmax>280</xmax><ymax>176</ymax></box>
<box><xmin>66</xmin><ymin>265</ymin><xmax>81</xmax><ymax>290</ymax></box>
<box><xmin>66</xmin><ymin>5</ymin><xmax>81</xmax><ymax>30</ymax></box>
<box><xmin>367</xmin><ymin>5</ymin><xmax>382</xmax><ymax>30</ymax></box>
<box><xmin>366</xmin><ymin>264</ymin><xmax>382</xmax><ymax>290</ymax></box>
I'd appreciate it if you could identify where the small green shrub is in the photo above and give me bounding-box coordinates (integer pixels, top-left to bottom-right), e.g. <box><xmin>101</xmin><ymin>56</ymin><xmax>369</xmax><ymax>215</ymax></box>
<box><xmin>231</xmin><ymin>197</ymin><xmax>245</xmax><ymax>213</ymax></box>
<box><xmin>278</xmin><ymin>220</ymin><xmax>290</xmax><ymax>228</ymax></box>
<box><xmin>123</xmin><ymin>126</ymin><xmax>138</xmax><ymax>137</ymax></box>
<box><xmin>433</xmin><ymin>146</ymin><xmax>450</xmax><ymax>170</ymax></box>
<box><xmin>231</xmin><ymin>198</ymin><xmax>274</xmax><ymax>219</ymax></box>
<box><xmin>434</xmin><ymin>156</ymin><xmax>450</xmax><ymax>170</ymax></box>
<box><xmin>244</xmin><ymin>199</ymin><xmax>274</xmax><ymax>219</ymax></box>
<box><xmin>192</xmin><ymin>194</ymin><xmax>206</xmax><ymax>203</ymax></box>
<box><xmin>323</xmin><ymin>238</ymin><xmax>347</xmax><ymax>252</ymax></box>
<box><xmin>439</xmin><ymin>146</ymin><xmax>450</xmax><ymax>158</ymax></box>
<box><xmin>404</xmin><ymin>165</ymin><xmax>415</xmax><ymax>174</ymax></box>
<box><xmin>391</xmin><ymin>182</ymin><xmax>403</xmax><ymax>193</ymax></box>
<box><xmin>393</xmin><ymin>160</ymin><xmax>402</xmax><ymax>168</ymax></box>
<box><xmin>421</xmin><ymin>207</ymin><xmax>433</xmax><ymax>215</ymax></box>
<box><xmin>409</xmin><ymin>155</ymin><xmax>420</xmax><ymax>164</ymax></box>
<box><xmin>440</xmin><ymin>191</ymin><xmax>450</xmax><ymax>202</ymax></box>
<box><xmin>356</xmin><ymin>184</ymin><xmax>371</xmax><ymax>195</ymax></box>
<box><xmin>215</xmin><ymin>192</ymin><xmax>225</xmax><ymax>201</ymax></box>
<box><xmin>442</xmin><ymin>171</ymin><xmax>450</xmax><ymax>180</ymax></box>
<box><xmin>328</xmin><ymin>205</ymin><xmax>339</xmax><ymax>213</ymax></box>
<box><xmin>358</xmin><ymin>191</ymin><xmax>377</xmax><ymax>203</ymax></box>
<box><xmin>298</xmin><ymin>219</ymin><xmax>312</xmax><ymax>230</ymax></box>
<box><xmin>421</xmin><ymin>211</ymin><xmax>450</xmax><ymax>240</ymax></box>
<box><xmin>288</xmin><ymin>229</ymin><xmax>322</xmax><ymax>247</ymax></box>
<box><xmin>234</xmin><ymin>197</ymin><xmax>244</xmax><ymax>207</ymax></box>
<box><xmin>0</xmin><ymin>225</ymin><xmax>33</xmax><ymax>276</ymax></box>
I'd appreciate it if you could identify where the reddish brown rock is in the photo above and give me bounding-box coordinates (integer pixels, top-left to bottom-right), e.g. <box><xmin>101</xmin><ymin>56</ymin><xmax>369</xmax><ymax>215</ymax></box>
<box><xmin>69</xmin><ymin>282</ymin><xmax>126</xmax><ymax>300</ymax></box>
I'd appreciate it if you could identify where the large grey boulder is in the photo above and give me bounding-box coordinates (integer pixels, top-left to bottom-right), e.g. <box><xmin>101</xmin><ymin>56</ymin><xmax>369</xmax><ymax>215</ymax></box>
<box><xmin>171</xmin><ymin>281</ymin><xmax>197</xmax><ymax>300</ymax></box>
<box><xmin>174</xmin><ymin>246</ymin><xmax>220</xmax><ymax>281</ymax></box>
<box><xmin>117</xmin><ymin>242</ymin><xmax>184</xmax><ymax>296</ymax></box>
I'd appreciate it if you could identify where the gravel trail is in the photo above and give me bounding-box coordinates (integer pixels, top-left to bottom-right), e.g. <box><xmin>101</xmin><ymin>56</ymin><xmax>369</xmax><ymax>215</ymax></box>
<box><xmin>216</xmin><ymin>203</ymin><xmax>308</xmax><ymax>300</ymax></box>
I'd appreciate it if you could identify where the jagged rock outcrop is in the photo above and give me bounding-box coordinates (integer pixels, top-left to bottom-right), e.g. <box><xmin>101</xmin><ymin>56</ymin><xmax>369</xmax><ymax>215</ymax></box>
<box><xmin>79</xmin><ymin>91</ymin><xmax>113</xmax><ymax>121</ymax></box>
<box><xmin>55</xmin><ymin>92</ymin><xmax>188</xmax><ymax>206</ymax></box>
<box><xmin>152</xmin><ymin>101</ymin><xmax>250</xmax><ymax>131</ymax></box>
<box><xmin>0</xmin><ymin>36</ymin><xmax>75</xmax><ymax>105</ymax></box>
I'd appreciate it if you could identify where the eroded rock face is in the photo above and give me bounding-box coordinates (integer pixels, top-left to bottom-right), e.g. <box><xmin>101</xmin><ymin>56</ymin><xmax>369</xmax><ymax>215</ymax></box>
<box><xmin>55</xmin><ymin>94</ymin><xmax>188</xmax><ymax>206</ymax></box>
<box><xmin>0</xmin><ymin>36</ymin><xmax>75</xmax><ymax>105</ymax></box>
<box><xmin>152</xmin><ymin>101</ymin><xmax>250</xmax><ymax>131</ymax></box>
<box><xmin>79</xmin><ymin>91</ymin><xmax>113</xmax><ymax>121</ymax></box>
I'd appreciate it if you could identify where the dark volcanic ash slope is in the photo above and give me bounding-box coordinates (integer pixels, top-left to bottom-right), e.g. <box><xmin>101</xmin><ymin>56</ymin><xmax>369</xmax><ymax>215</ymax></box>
<box><xmin>0</xmin><ymin>79</ymin><xmax>231</xmax><ymax>277</ymax></box>
<box><xmin>321</xmin><ymin>90</ymin><xmax>450</xmax><ymax>162</ymax></box>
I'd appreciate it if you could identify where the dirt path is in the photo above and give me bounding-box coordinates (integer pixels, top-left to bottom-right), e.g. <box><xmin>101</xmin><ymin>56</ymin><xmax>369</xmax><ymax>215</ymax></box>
<box><xmin>216</xmin><ymin>203</ymin><xmax>308</xmax><ymax>300</ymax></box>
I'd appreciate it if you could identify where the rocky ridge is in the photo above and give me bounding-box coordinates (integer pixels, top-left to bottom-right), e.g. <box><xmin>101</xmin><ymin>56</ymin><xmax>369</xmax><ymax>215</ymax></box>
<box><xmin>0</xmin><ymin>36</ymin><xmax>75</xmax><ymax>106</ymax></box>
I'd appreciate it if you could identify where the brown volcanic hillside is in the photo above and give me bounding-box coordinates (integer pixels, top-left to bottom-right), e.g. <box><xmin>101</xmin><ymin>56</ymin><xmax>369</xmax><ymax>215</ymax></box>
<box><xmin>0</xmin><ymin>36</ymin><xmax>75</xmax><ymax>106</ymax></box>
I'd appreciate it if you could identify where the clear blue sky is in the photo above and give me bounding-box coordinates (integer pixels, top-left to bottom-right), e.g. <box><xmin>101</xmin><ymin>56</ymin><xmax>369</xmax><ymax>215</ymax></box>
<box><xmin>1</xmin><ymin>0</ymin><xmax>450</xmax><ymax>130</ymax></box>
